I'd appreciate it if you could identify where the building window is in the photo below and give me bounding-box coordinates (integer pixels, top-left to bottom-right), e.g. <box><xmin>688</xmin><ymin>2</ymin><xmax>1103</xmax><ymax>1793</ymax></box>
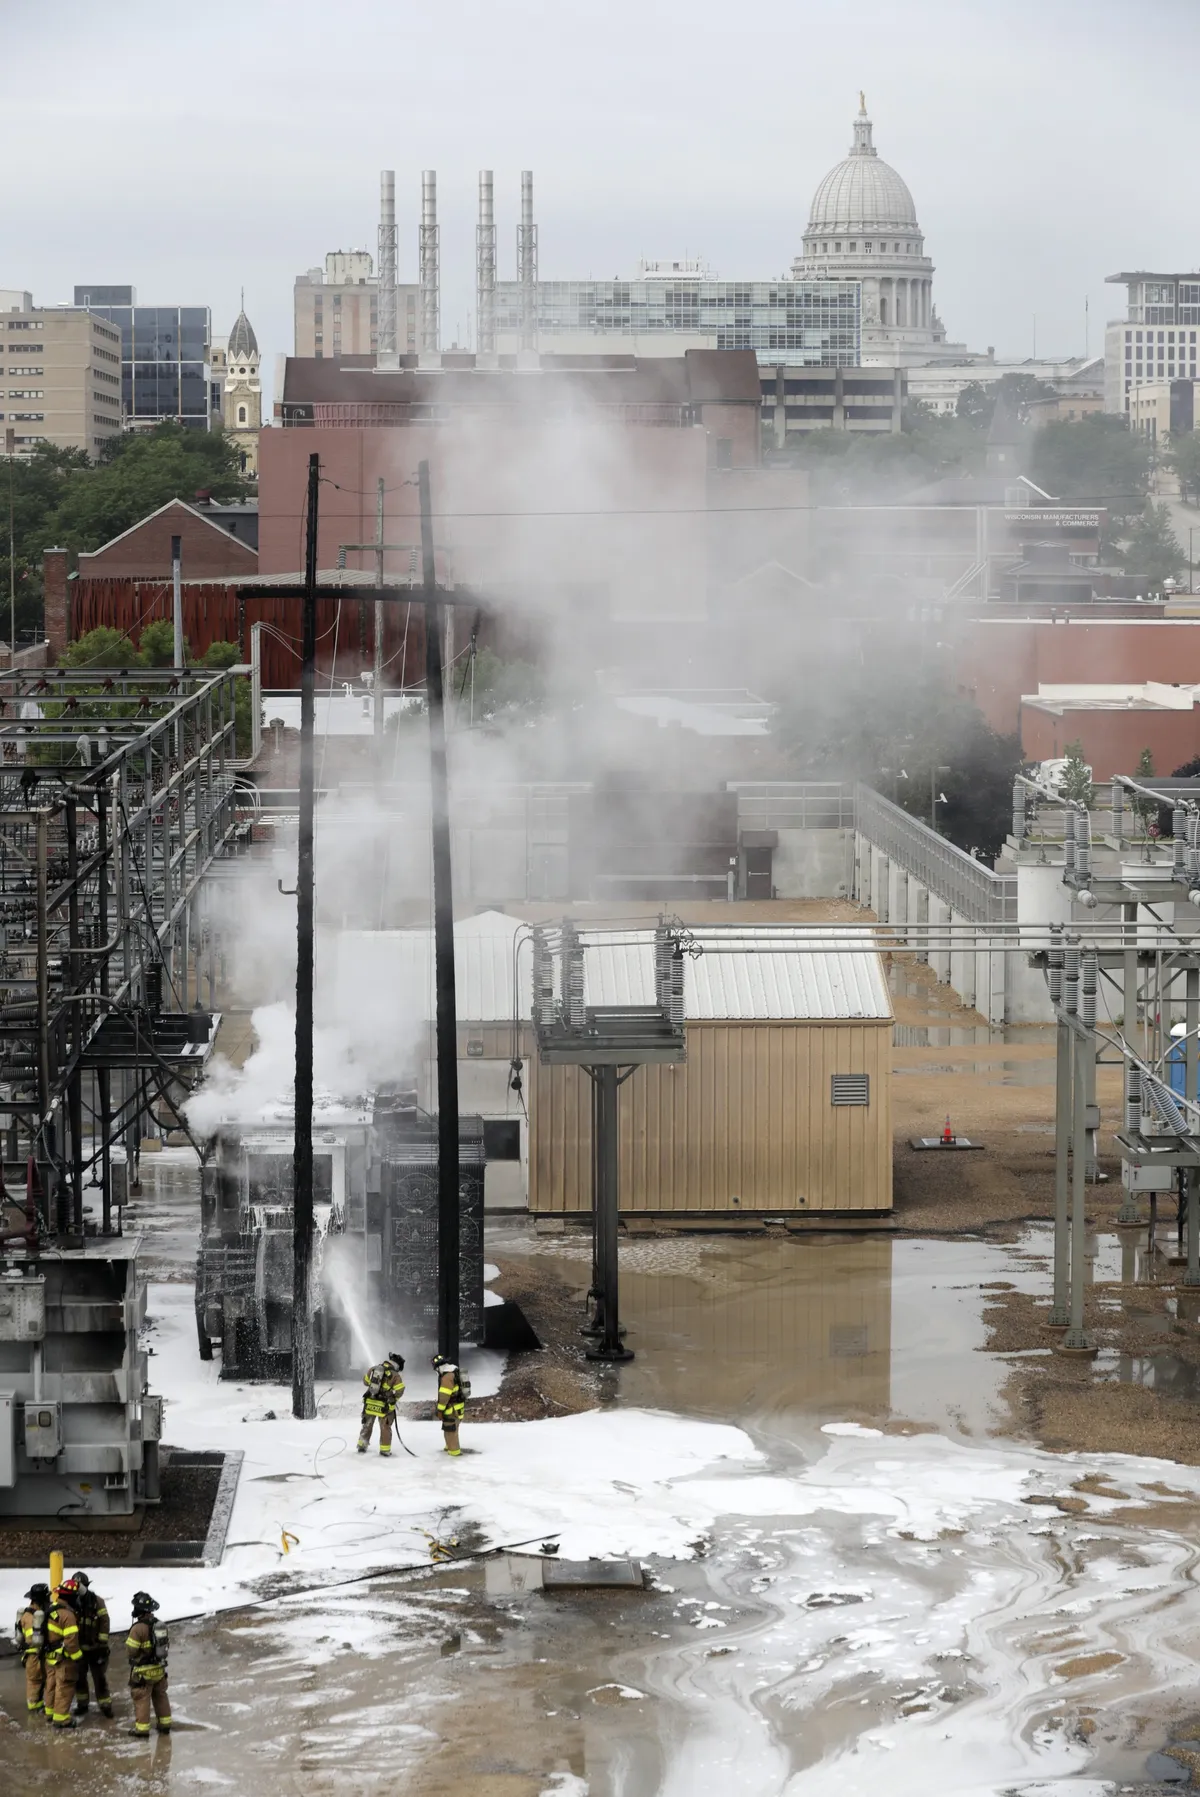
<box><xmin>864</xmin><ymin>241</ymin><xmax>873</xmax><ymax>252</ymax></box>
<box><xmin>237</xmin><ymin>405</ymin><xmax>247</xmax><ymax>424</ymax></box>
<box><xmin>834</xmin><ymin>242</ymin><xmax>842</xmax><ymax>252</ymax></box>
<box><xmin>849</xmin><ymin>242</ymin><xmax>857</xmax><ymax>252</ymax></box>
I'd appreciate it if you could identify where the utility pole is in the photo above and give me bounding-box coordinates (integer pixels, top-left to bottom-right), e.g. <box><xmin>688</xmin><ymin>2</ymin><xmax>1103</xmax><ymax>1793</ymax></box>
<box><xmin>292</xmin><ymin>451</ymin><xmax>319</xmax><ymax>1421</ymax></box>
<box><xmin>374</xmin><ymin>476</ymin><xmax>385</xmax><ymax>739</ymax></box>
<box><xmin>420</xmin><ymin>459</ymin><xmax>461</xmax><ymax>1362</ymax></box>
<box><xmin>171</xmin><ymin>534</ymin><xmax>183</xmax><ymax>672</ymax></box>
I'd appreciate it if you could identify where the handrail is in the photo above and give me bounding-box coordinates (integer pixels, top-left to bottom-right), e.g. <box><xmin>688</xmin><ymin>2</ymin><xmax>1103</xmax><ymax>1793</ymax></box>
<box><xmin>854</xmin><ymin>783</ymin><xmax>1016</xmax><ymax>924</ymax></box>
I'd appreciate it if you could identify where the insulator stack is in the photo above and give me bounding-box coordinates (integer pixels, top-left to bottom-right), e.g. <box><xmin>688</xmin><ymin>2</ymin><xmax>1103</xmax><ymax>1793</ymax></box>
<box><xmin>1048</xmin><ymin>925</ymin><xmax>1064</xmax><ymax>1005</ymax></box>
<box><xmin>1125</xmin><ymin>1061</ymin><xmax>1141</xmax><ymax>1135</ymax></box>
<box><xmin>532</xmin><ymin>929</ymin><xmax>555</xmax><ymax>1030</ymax></box>
<box><xmin>1064</xmin><ymin>934</ymin><xmax>1080</xmax><ymax>1015</ymax></box>
<box><xmin>1081</xmin><ymin>950</ymin><xmax>1097</xmax><ymax>1028</ymax></box>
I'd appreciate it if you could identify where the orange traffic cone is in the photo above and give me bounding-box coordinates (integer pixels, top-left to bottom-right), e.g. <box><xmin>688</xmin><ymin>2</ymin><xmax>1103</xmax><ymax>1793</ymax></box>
<box><xmin>941</xmin><ymin>1116</ymin><xmax>955</xmax><ymax>1145</ymax></box>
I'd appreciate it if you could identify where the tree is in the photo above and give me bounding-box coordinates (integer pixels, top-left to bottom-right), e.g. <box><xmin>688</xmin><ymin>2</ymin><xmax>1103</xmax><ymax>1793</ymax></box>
<box><xmin>138</xmin><ymin>619</ymin><xmax>187</xmax><ymax>666</ymax></box>
<box><xmin>1059</xmin><ymin>740</ymin><xmax>1094</xmax><ymax>809</ymax></box>
<box><xmin>1122</xmin><ymin>502</ymin><xmax>1184</xmax><ymax>587</ymax></box>
<box><xmin>1028</xmin><ymin>413</ymin><xmax>1153</xmax><ymax>518</ymax></box>
<box><xmin>1131</xmin><ymin>746</ymin><xmax>1158</xmax><ymax>835</ymax></box>
<box><xmin>1169</xmin><ymin>431</ymin><xmax>1200</xmax><ymax>507</ymax></box>
<box><xmin>770</xmin><ymin>641</ymin><xmax>1023</xmax><ymax>858</ymax></box>
<box><xmin>955</xmin><ymin>372</ymin><xmax>1057</xmax><ymax>430</ymax></box>
<box><xmin>61</xmin><ymin>626</ymin><xmax>138</xmax><ymax>668</ymax></box>
<box><xmin>201</xmin><ymin>640</ymin><xmax>241</xmax><ymax>670</ymax></box>
<box><xmin>51</xmin><ymin>423</ymin><xmax>247</xmax><ymax>553</ymax></box>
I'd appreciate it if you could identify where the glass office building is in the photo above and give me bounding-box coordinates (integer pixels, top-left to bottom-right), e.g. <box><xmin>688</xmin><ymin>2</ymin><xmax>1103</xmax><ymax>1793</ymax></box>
<box><xmin>494</xmin><ymin>275</ymin><xmax>861</xmax><ymax>366</ymax></box>
<box><xmin>73</xmin><ymin>286</ymin><xmax>212</xmax><ymax>429</ymax></box>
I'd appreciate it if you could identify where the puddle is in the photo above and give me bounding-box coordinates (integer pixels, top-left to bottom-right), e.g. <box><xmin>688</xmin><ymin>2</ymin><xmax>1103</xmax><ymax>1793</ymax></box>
<box><xmin>523</xmin><ymin>1230</ymin><xmax>1042</xmax><ymax>1440</ymax></box>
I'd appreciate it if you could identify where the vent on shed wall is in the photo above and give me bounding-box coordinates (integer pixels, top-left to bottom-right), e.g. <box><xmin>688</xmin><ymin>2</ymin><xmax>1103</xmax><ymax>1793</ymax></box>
<box><xmin>831</xmin><ymin>1074</ymin><xmax>870</xmax><ymax>1106</ymax></box>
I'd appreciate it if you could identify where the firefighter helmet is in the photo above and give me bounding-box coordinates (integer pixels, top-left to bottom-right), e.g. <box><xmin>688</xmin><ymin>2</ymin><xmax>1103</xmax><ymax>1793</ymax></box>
<box><xmin>131</xmin><ymin>1591</ymin><xmax>159</xmax><ymax>1617</ymax></box>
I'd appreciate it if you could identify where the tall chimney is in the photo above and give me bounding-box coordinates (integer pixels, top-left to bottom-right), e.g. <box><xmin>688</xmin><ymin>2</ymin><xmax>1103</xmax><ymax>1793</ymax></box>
<box><xmin>518</xmin><ymin>169</ymin><xmax>537</xmax><ymax>355</ymax></box>
<box><xmin>377</xmin><ymin>169</ymin><xmax>398</xmax><ymax>369</ymax></box>
<box><xmin>419</xmin><ymin>169</ymin><xmax>440</xmax><ymax>359</ymax></box>
<box><xmin>476</xmin><ymin>170</ymin><xmax>496</xmax><ymax>356</ymax></box>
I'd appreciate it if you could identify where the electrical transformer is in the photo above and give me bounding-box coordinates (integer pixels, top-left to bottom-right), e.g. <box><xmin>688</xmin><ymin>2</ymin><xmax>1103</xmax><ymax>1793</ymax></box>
<box><xmin>195</xmin><ymin>1089</ymin><xmax>487</xmax><ymax>1379</ymax></box>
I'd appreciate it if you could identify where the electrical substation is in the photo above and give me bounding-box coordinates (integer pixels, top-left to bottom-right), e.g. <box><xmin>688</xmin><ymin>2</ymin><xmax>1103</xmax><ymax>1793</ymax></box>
<box><xmin>0</xmin><ymin>664</ymin><xmax>238</xmax><ymax>1517</ymax></box>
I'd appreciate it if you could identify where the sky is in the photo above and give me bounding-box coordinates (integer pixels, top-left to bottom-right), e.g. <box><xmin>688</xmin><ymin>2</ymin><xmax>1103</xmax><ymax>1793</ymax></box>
<box><xmin>6</xmin><ymin>0</ymin><xmax>1198</xmax><ymax>408</ymax></box>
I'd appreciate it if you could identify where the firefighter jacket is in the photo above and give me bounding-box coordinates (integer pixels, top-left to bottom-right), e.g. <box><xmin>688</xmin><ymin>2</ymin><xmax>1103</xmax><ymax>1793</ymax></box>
<box><xmin>362</xmin><ymin>1361</ymin><xmax>404</xmax><ymax>1419</ymax></box>
<box><xmin>126</xmin><ymin>1618</ymin><xmax>168</xmax><ymax>1683</ymax></box>
<box><xmin>46</xmin><ymin>1599</ymin><xmax>83</xmax><ymax>1667</ymax></box>
<box><xmin>435</xmin><ymin>1366</ymin><xmax>466</xmax><ymax>1423</ymax></box>
<box><xmin>15</xmin><ymin>1603</ymin><xmax>46</xmax><ymax>1662</ymax></box>
<box><xmin>77</xmin><ymin>1592</ymin><xmax>110</xmax><ymax>1660</ymax></box>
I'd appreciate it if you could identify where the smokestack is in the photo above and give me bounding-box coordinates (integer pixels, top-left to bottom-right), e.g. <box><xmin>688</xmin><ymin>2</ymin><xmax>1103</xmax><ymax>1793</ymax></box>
<box><xmin>377</xmin><ymin>169</ymin><xmax>398</xmax><ymax>370</ymax></box>
<box><xmin>476</xmin><ymin>170</ymin><xmax>496</xmax><ymax>358</ymax></box>
<box><xmin>419</xmin><ymin>169</ymin><xmax>440</xmax><ymax>359</ymax></box>
<box><xmin>518</xmin><ymin>169</ymin><xmax>537</xmax><ymax>356</ymax></box>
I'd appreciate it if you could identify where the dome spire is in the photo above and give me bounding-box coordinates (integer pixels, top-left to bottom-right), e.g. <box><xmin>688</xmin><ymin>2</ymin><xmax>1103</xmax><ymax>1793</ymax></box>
<box><xmin>852</xmin><ymin>95</ymin><xmax>876</xmax><ymax>157</ymax></box>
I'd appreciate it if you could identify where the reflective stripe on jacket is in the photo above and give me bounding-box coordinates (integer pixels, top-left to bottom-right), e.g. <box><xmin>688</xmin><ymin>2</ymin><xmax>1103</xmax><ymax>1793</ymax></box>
<box><xmin>47</xmin><ymin>1603</ymin><xmax>82</xmax><ymax>1663</ymax></box>
<box><xmin>78</xmin><ymin>1596</ymin><xmax>110</xmax><ymax>1652</ymax></box>
<box><xmin>126</xmin><ymin>1618</ymin><xmax>165</xmax><ymax>1679</ymax></box>
<box><xmin>436</xmin><ymin>1373</ymin><xmax>465</xmax><ymax>1421</ymax></box>
<box><xmin>362</xmin><ymin>1363</ymin><xmax>404</xmax><ymax>1415</ymax></box>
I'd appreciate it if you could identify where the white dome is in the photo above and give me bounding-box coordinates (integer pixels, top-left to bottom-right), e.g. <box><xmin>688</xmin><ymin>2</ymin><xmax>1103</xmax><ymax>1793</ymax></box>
<box><xmin>806</xmin><ymin>103</ymin><xmax>919</xmax><ymax>236</ymax></box>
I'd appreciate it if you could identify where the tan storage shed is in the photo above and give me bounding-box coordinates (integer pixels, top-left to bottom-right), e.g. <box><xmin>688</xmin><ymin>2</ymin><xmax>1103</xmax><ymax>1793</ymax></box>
<box><xmin>529</xmin><ymin>930</ymin><xmax>893</xmax><ymax>1218</ymax></box>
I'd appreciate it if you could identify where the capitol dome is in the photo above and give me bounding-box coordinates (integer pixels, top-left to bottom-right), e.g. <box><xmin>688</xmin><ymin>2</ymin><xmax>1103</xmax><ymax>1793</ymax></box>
<box><xmin>793</xmin><ymin>98</ymin><xmax>950</xmax><ymax>361</ymax></box>
<box><xmin>805</xmin><ymin>99</ymin><xmax>919</xmax><ymax>239</ymax></box>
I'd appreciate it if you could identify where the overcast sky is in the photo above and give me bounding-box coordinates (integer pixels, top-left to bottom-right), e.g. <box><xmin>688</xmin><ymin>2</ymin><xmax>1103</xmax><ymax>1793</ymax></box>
<box><xmin>7</xmin><ymin>0</ymin><xmax>1197</xmax><ymax>405</ymax></box>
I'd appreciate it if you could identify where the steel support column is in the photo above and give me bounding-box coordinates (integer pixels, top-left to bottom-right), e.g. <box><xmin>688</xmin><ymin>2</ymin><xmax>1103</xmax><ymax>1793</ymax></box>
<box><xmin>1063</xmin><ymin>1032</ymin><xmax>1094</xmax><ymax>1351</ymax></box>
<box><xmin>1049</xmin><ymin>1020</ymin><xmax>1071</xmax><ymax>1326</ymax></box>
<box><xmin>587</xmin><ymin>1063</ymin><xmax>633</xmax><ymax>1363</ymax></box>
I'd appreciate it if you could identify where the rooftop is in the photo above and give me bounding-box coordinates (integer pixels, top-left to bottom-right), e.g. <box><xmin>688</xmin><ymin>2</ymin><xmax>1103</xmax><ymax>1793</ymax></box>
<box><xmin>336</xmin><ymin>911</ymin><xmax>893</xmax><ymax>1025</ymax></box>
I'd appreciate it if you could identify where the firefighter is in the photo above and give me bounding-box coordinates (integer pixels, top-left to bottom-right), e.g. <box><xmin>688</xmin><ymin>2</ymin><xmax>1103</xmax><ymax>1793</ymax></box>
<box><xmin>357</xmin><ymin>1350</ymin><xmax>405</xmax><ymax>1456</ymax></box>
<box><xmin>14</xmin><ymin>1581</ymin><xmax>50</xmax><ymax>1715</ymax></box>
<box><xmin>126</xmin><ymin>1590</ymin><xmax>170</xmax><ymax>1737</ymax></box>
<box><xmin>72</xmin><ymin>1572</ymin><xmax>113</xmax><ymax>1718</ymax></box>
<box><xmin>45</xmin><ymin>1576</ymin><xmax>84</xmax><ymax>1728</ymax></box>
<box><xmin>432</xmin><ymin>1354</ymin><xmax>469</xmax><ymax>1456</ymax></box>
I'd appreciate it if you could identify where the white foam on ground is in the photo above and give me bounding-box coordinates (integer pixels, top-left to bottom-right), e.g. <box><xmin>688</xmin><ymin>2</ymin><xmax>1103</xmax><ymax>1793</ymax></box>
<box><xmin>6</xmin><ymin>1290</ymin><xmax>1200</xmax><ymax>1793</ymax></box>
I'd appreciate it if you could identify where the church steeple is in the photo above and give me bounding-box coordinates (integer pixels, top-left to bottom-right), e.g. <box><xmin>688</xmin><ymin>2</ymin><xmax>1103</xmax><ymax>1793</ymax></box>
<box><xmin>222</xmin><ymin>291</ymin><xmax>261</xmax><ymax>478</ymax></box>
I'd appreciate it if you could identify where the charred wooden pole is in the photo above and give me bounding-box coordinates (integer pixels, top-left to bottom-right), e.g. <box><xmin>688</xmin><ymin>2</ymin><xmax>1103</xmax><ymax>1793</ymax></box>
<box><xmin>292</xmin><ymin>451</ymin><xmax>320</xmax><ymax>1421</ymax></box>
<box><xmin>97</xmin><ymin>787</ymin><xmax>113</xmax><ymax>1235</ymax></box>
<box><xmin>66</xmin><ymin>797</ymin><xmax>83</xmax><ymax>1233</ymax></box>
<box><xmin>419</xmin><ymin>459</ymin><xmax>461</xmax><ymax>1363</ymax></box>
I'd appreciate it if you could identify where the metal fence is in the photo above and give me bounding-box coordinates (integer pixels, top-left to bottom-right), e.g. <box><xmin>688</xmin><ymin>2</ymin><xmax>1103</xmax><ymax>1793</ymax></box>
<box><xmin>728</xmin><ymin>782</ymin><xmax>856</xmax><ymax>831</ymax></box>
<box><xmin>854</xmin><ymin>784</ymin><xmax>1017</xmax><ymax>924</ymax></box>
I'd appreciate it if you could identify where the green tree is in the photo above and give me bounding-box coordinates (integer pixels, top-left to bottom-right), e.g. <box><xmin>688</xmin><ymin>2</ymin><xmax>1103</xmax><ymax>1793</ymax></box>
<box><xmin>1122</xmin><ymin>502</ymin><xmax>1184</xmax><ymax>587</ymax></box>
<box><xmin>51</xmin><ymin>423</ymin><xmax>246</xmax><ymax>553</ymax></box>
<box><xmin>771</xmin><ymin>649</ymin><xmax>1022</xmax><ymax>859</ymax></box>
<box><xmin>1028</xmin><ymin>413</ymin><xmax>1153</xmax><ymax>517</ymax></box>
<box><xmin>955</xmin><ymin>372</ymin><xmax>1057</xmax><ymax>430</ymax></box>
<box><xmin>1059</xmin><ymin>740</ymin><xmax>1095</xmax><ymax>808</ymax></box>
<box><xmin>1131</xmin><ymin>746</ymin><xmax>1159</xmax><ymax>835</ymax></box>
<box><xmin>61</xmin><ymin>626</ymin><xmax>139</xmax><ymax>668</ymax></box>
<box><xmin>1168</xmin><ymin>431</ymin><xmax>1200</xmax><ymax>506</ymax></box>
<box><xmin>138</xmin><ymin>618</ymin><xmax>188</xmax><ymax>666</ymax></box>
<box><xmin>201</xmin><ymin>639</ymin><xmax>242</xmax><ymax>670</ymax></box>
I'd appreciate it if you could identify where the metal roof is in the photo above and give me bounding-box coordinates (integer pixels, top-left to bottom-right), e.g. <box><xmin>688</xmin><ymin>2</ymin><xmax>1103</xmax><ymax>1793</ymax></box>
<box><xmin>585</xmin><ymin>927</ymin><xmax>892</xmax><ymax>1021</ymax></box>
<box><xmin>336</xmin><ymin>915</ymin><xmax>891</xmax><ymax>1026</ymax></box>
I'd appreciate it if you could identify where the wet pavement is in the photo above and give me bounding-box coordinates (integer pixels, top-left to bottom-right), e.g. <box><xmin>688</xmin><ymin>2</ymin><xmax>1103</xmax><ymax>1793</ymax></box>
<box><xmin>6</xmin><ymin>1172</ymin><xmax>1200</xmax><ymax>1791</ymax></box>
